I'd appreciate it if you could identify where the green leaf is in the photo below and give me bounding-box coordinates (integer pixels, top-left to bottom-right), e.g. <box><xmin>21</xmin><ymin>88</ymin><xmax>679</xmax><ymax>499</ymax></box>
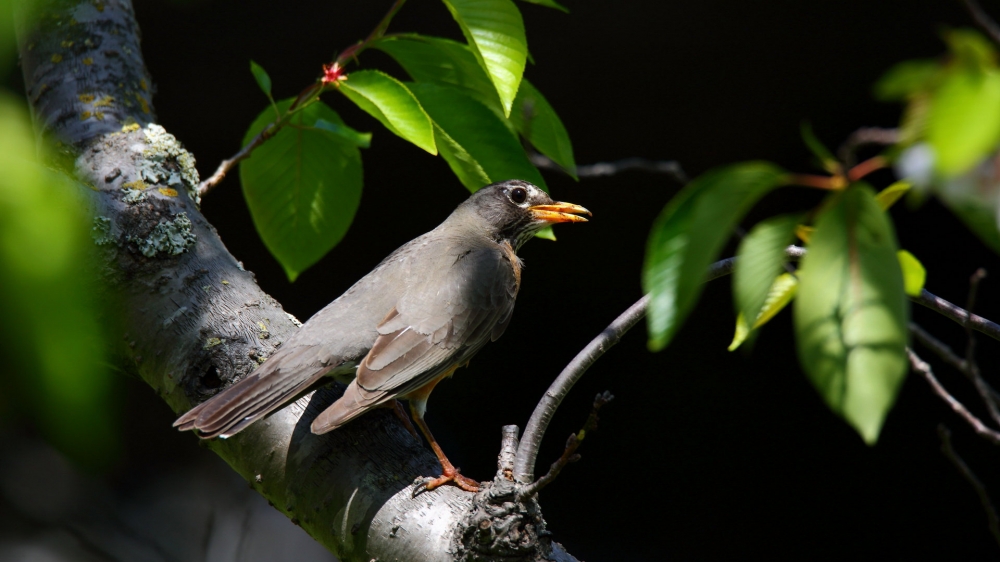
<box><xmin>250</xmin><ymin>60</ymin><xmax>273</xmax><ymax>99</ymax></box>
<box><xmin>733</xmin><ymin>214</ymin><xmax>800</xmax><ymax>329</ymax></box>
<box><xmin>0</xmin><ymin>94</ymin><xmax>115</xmax><ymax>468</ymax></box>
<box><xmin>875</xmin><ymin>180</ymin><xmax>911</xmax><ymax>210</ymax></box>
<box><xmin>945</xmin><ymin>28</ymin><xmax>998</xmax><ymax>69</ymax></box>
<box><xmin>338</xmin><ymin>70</ymin><xmax>436</xmax><ymax>154</ymax></box>
<box><xmin>642</xmin><ymin>162</ymin><xmax>787</xmax><ymax>351</ymax></box>
<box><xmin>874</xmin><ymin>59</ymin><xmax>941</xmax><ymax>101</ymax></box>
<box><xmin>517</xmin><ymin>0</ymin><xmax>568</xmax><ymax>12</ymax></box>
<box><xmin>311</xmin><ymin>118</ymin><xmax>372</xmax><ymax>148</ymax></box>
<box><xmin>374</xmin><ymin>35</ymin><xmax>503</xmax><ymax>116</ymax></box>
<box><xmin>926</xmin><ymin>65</ymin><xmax>1000</xmax><ymax>175</ymax></box>
<box><xmin>800</xmin><ymin>123</ymin><xmax>839</xmax><ymax>174</ymax></box>
<box><xmin>409</xmin><ymin>82</ymin><xmax>545</xmax><ymax>191</ymax></box>
<box><xmin>729</xmin><ymin>272</ymin><xmax>798</xmax><ymax>351</ymax></box>
<box><xmin>897</xmin><ymin>250</ymin><xmax>926</xmax><ymax>296</ymax></box>
<box><xmin>794</xmin><ymin>185</ymin><xmax>909</xmax><ymax>444</ymax></box>
<box><xmin>511</xmin><ymin>79</ymin><xmax>576</xmax><ymax>177</ymax></box>
<box><xmin>240</xmin><ymin>99</ymin><xmax>363</xmax><ymax>281</ymax></box>
<box><xmin>441</xmin><ymin>0</ymin><xmax>528</xmax><ymax>116</ymax></box>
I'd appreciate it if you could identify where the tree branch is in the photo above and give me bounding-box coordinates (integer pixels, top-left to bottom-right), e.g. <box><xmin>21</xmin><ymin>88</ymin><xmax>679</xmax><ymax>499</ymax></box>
<box><xmin>913</xmin><ymin>288</ymin><xmax>1000</xmax><ymax>342</ymax></box>
<box><xmin>938</xmin><ymin>424</ymin><xmax>1000</xmax><ymax>548</ymax></box>
<box><xmin>529</xmin><ymin>152</ymin><xmax>689</xmax><ymax>183</ymax></box>
<box><xmin>908</xmin><ymin>348</ymin><xmax>1000</xmax><ymax>446</ymax></box>
<box><xmin>513</xmin><ymin>246</ymin><xmax>806</xmax><ymax>483</ymax></box>
<box><xmin>963</xmin><ymin>0</ymin><xmax>1000</xmax><ymax>45</ymax></box>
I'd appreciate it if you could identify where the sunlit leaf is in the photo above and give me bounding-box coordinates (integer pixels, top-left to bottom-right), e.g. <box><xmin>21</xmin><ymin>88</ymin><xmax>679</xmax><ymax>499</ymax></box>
<box><xmin>794</xmin><ymin>185</ymin><xmax>908</xmax><ymax>444</ymax></box>
<box><xmin>441</xmin><ymin>0</ymin><xmax>528</xmax><ymax>116</ymax></box>
<box><xmin>510</xmin><ymin>79</ymin><xmax>576</xmax><ymax>177</ymax></box>
<box><xmin>875</xmin><ymin>180</ymin><xmax>911</xmax><ymax>210</ymax></box>
<box><xmin>795</xmin><ymin>224</ymin><xmax>814</xmax><ymax>244</ymax></box>
<box><xmin>240</xmin><ymin>99</ymin><xmax>363</xmax><ymax>281</ymax></box>
<box><xmin>733</xmin><ymin>214</ymin><xmax>800</xmax><ymax>328</ymax></box>
<box><xmin>897</xmin><ymin>250</ymin><xmax>926</xmax><ymax>296</ymax></box>
<box><xmin>643</xmin><ymin>162</ymin><xmax>787</xmax><ymax>351</ymax></box>
<box><xmin>250</xmin><ymin>60</ymin><xmax>273</xmax><ymax>99</ymax></box>
<box><xmin>0</xmin><ymin>94</ymin><xmax>115</xmax><ymax>468</ymax></box>
<box><xmin>729</xmin><ymin>273</ymin><xmax>798</xmax><ymax>351</ymax></box>
<box><xmin>874</xmin><ymin>59</ymin><xmax>941</xmax><ymax>101</ymax></box>
<box><xmin>338</xmin><ymin>70</ymin><xmax>436</xmax><ymax>154</ymax></box>
<box><xmin>409</xmin><ymin>82</ymin><xmax>545</xmax><ymax>191</ymax></box>
<box><xmin>926</xmin><ymin>66</ymin><xmax>1000</xmax><ymax>175</ymax></box>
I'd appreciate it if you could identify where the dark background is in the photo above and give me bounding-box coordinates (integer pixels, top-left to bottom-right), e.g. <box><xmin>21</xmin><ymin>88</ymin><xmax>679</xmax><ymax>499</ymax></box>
<box><xmin>12</xmin><ymin>0</ymin><xmax>1000</xmax><ymax>559</ymax></box>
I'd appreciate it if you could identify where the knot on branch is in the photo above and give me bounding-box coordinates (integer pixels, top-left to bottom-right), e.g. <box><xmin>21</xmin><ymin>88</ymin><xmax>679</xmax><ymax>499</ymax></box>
<box><xmin>456</xmin><ymin>426</ymin><xmax>552</xmax><ymax>561</ymax></box>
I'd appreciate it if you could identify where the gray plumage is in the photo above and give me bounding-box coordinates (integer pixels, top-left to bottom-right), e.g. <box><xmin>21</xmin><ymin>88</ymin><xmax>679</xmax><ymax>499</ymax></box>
<box><xmin>174</xmin><ymin>179</ymin><xmax>587</xmax><ymax>440</ymax></box>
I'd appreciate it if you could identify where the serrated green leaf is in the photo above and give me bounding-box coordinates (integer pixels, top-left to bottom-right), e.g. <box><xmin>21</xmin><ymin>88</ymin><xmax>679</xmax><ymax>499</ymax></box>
<box><xmin>874</xmin><ymin>59</ymin><xmax>941</xmax><ymax>102</ymax></box>
<box><xmin>875</xmin><ymin>180</ymin><xmax>911</xmax><ymax>210</ymax></box>
<box><xmin>409</xmin><ymin>82</ymin><xmax>545</xmax><ymax>191</ymax></box>
<box><xmin>517</xmin><ymin>0</ymin><xmax>568</xmax><ymax>12</ymax></box>
<box><xmin>794</xmin><ymin>185</ymin><xmax>909</xmax><ymax>444</ymax></box>
<box><xmin>729</xmin><ymin>272</ymin><xmax>798</xmax><ymax>351</ymax></box>
<box><xmin>338</xmin><ymin>70</ymin><xmax>436</xmax><ymax>154</ymax></box>
<box><xmin>643</xmin><ymin>162</ymin><xmax>787</xmax><ymax>351</ymax></box>
<box><xmin>926</xmin><ymin>66</ymin><xmax>1000</xmax><ymax>175</ymax></box>
<box><xmin>240</xmin><ymin>99</ymin><xmax>363</xmax><ymax>281</ymax></box>
<box><xmin>441</xmin><ymin>0</ymin><xmax>528</xmax><ymax>116</ymax></box>
<box><xmin>250</xmin><ymin>60</ymin><xmax>273</xmax><ymax>99</ymax></box>
<box><xmin>733</xmin><ymin>214</ymin><xmax>800</xmax><ymax>329</ymax></box>
<box><xmin>511</xmin><ymin>79</ymin><xmax>576</xmax><ymax>177</ymax></box>
<box><xmin>311</xmin><ymin>118</ymin><xmax>372</xmax><ymax>148</ymax></box>
<box><xmin>897</xmin><ymin>250</ymin><xmax>926</xmax><ymax>296</ymax></box>
<box><xmin>800</xmin><ymin>123</ymin><xmax>838</xmax><ymax>174</ymax></box>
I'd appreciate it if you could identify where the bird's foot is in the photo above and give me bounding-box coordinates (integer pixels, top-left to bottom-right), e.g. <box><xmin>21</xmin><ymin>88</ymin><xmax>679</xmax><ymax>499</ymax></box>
<box><xmin>413</xmin><ymin>467</ymin><xmax>480</xmax><ymax>495</ymax></box>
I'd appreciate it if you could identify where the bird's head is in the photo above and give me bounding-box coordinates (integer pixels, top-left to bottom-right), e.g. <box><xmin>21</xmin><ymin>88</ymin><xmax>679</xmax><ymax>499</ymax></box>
<box><xmin>459</xmin><ymin>180</ymin><xmax>590</xmax><ymax>250</ymax></box>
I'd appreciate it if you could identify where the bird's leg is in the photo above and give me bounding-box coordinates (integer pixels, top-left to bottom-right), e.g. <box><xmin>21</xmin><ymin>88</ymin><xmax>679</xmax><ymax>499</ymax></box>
<box><xmin>389</xmin><ymin>399</ymin><xmax>420</xmax><ymax>440</ymax></box>
<box><xmin>408</xmin><ymin>405</ymin><xmax>480</xmax><ymax>493</ymax></box>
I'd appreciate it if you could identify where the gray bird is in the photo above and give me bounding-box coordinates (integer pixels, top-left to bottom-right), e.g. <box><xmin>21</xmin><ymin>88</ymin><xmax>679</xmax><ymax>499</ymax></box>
<box><xmin>174</xmin><ymin>180</ymin><xmax>589</xmax><ymax>491</ymax></box>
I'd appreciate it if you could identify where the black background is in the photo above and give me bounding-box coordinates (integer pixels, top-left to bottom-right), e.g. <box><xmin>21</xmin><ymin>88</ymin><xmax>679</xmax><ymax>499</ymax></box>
<box><xmin>17</xmin><ymin>0</ymin><xmax>1000</xmax><ymax>559</ymax></box>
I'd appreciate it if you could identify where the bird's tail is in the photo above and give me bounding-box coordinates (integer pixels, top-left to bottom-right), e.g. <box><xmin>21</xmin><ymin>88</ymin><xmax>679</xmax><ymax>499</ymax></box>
<box><xmin>174</xmin><ymin>355</ymin><xmax>332</xmax><ymax>439</ymax></box>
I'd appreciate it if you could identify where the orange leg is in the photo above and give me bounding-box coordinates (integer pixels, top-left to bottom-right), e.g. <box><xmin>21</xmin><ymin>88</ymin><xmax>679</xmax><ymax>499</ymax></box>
<box><xmin>409</xmin><ymin>402</ymin><xmax>480</xmax><ymax>493</ymax></box>
<box><xmin>405</xmin><ymin>366</ymin><xmax>480</xmax><ymax>493</ymax></box>
<box><xmin>390</xmin><ymin>399</ymin><xmax>420</xmax><ymax>440</ymax></box>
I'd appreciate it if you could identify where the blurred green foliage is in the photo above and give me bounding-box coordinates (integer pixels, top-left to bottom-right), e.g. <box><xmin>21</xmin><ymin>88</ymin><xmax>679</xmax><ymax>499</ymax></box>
<box><xmin>0</xmin><ymin>0</ymin><xmax>118</xmax><ymax>470</ymax></box>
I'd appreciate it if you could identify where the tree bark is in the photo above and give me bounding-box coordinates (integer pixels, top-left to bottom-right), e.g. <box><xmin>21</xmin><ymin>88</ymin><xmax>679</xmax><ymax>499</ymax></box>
<box><xmin>15</xmin><ymin>1</ymin><xmax>576</xmax><ymax>560</ymax></box>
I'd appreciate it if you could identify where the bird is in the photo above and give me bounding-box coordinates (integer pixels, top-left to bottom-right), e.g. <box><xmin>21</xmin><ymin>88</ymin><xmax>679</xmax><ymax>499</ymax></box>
<box><xmin>174</xmin><ymin>179</ymin><xmax>589</xmax><ymax>492</ymax></box>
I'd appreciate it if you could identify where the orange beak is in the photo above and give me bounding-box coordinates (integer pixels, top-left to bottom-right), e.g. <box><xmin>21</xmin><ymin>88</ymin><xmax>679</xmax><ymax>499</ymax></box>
<box><xmin>528</xmin><ymin>202</ymin><xmax>591</xmax><ymax>223</ymax></box>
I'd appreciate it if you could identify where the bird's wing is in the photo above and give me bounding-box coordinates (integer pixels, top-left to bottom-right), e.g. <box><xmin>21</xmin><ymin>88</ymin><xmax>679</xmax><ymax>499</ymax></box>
<box><xmin>310</xmin><ymin>241</ymin><xmax>518</xmax><ymax>432</ymax></box>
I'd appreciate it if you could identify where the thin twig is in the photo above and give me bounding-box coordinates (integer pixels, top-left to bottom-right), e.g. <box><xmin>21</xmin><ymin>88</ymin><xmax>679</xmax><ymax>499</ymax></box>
<box><xmin>910</xmin><ymin>322</ymin><xmax>1000</xmax><ymax>408</ymax></box>
<box><xmin>963</xmin><ymin>0</ymin><xmax>1000</xmax><ymax>46</ymax></box>
<box><xmin>837</xmin><ymin>127</ymin><xmax>900</xmax><ymax>168</ymax></box>
<box><xmin>518</xmin><ymin>392</ymin><xmax>613</xmax><ymax>500</ymax></box>
<box><xmin>908</xmin><ymin>348</ymin><xmax>1000</xmax><ymax>445</ymax></box>
<box><xmin>960</xmin><ymin>269</ymin><xmax>1000</xmax><ymax>428</ymax></box>
<box><xmin>913</xmin><ymin>288</ymin><xmax>1000</xmax><ymax>342</ymax></box>
<box><xmin>512</xmin><ymin>246</ymin><xmax>805</xmax><ymax>483</ymax></box>
<box><xmin>529</xmin><ymin>152</ymin><xmax>689</xmax><ymax>184</ymax></box>
<box><xmin>938</xmin><ymin>424</ymin><xmax>1000</xmax><ymax>548</ymax></box>
<box><xmin>197</xmin><ymin>0</ymin><xmax>407</xmax><ymax>198</ymax></box>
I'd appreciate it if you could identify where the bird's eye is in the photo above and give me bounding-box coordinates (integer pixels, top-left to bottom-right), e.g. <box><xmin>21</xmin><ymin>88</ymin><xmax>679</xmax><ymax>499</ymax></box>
<box><xmin>510</xmin><ymin>187</ymin><xmax>527</xmax><ymax>204</ymax></box>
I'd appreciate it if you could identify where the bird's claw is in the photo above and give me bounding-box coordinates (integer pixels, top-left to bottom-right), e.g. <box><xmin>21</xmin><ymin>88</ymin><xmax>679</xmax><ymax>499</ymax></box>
<box><xmin>411</xmin><ymin>468</ymin><xmax>480</xmax><ymax>496</ymax></box>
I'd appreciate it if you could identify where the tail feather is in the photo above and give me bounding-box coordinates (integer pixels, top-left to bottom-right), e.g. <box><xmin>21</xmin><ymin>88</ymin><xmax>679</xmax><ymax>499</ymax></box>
<box><xmin>174</xmin><ymin>348</ymin><xmax>337</xmax><ymax>439</ymax></box>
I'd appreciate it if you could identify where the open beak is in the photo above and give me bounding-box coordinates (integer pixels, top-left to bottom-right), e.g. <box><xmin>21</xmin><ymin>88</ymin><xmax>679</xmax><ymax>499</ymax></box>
<box><xmin>528</xmin><ymin>201</ymin><xmax>591</xmax><ymax>223</ymax></box>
